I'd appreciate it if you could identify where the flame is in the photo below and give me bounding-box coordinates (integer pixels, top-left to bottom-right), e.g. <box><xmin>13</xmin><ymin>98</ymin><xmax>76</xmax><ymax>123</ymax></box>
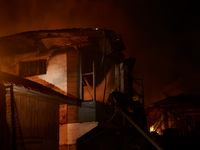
<box><xmin>150</xmin><ymin>126</ymin><xmax>154</xmax><ymax>132</ymax></box>
<box><xmin>150</xmin><ymin>125</ymin><xmax>162</xmax><ymax>135</ymax></box>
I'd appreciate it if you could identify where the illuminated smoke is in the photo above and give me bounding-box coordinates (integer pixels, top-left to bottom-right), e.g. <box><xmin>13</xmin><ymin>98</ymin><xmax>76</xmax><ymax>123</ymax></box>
<box><xmin>0</xmin><ymin>0</ymin><xmax>131</xmax><ymax>36</ymax></box>
<box><xmin>1</xmin><ymin>0</ymin><xmax>200</xmax><ymax>105</ymax></box>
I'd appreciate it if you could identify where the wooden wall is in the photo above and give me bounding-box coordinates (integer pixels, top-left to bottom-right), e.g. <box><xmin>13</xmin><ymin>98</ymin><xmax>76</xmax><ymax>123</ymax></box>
<box><xmin>0</xmin><ymin>51</ymin><xmax>39</xmax><ymax>75</ymax></box>
<box><xmin>6</xmin><ymin>88</ymin><xmax>59</xmax><ymax>150</ymax></box>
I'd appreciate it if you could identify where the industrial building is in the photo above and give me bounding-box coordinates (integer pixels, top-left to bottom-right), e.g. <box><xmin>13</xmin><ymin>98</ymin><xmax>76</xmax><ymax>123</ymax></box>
<box><xmin>0</xmin><ymin>28</ymin><xmax>160</xmax><ymax>150</ymax></box>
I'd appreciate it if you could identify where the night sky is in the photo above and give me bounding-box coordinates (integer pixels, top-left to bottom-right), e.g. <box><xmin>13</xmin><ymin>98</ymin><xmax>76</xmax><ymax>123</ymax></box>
<box><xmin>0</xmin><ymin>0</ymin><xmax>200</xmax><ymax>105</ymax></box>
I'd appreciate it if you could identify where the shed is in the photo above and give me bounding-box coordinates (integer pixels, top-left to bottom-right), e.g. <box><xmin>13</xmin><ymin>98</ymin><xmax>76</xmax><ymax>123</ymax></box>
<box><xmin>0</xmin><ymin>71</ymin><xmax>77</xmax><ymax>150</ymax></box>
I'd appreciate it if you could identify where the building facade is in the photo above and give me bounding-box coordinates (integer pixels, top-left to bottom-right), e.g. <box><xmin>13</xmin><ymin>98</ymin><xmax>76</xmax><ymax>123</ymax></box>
<box><xmin>0</xmin><ymin>28</ymin><xmax>125</xmax><ymax>150</ymax></box>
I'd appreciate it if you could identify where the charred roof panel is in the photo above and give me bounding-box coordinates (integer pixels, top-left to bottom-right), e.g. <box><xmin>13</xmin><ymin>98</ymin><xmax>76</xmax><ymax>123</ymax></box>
<box><xmin>38</xmin><ymin>36</ymin><xmax>89</xmax><ymax>52</ymax></box>
<box><xmin>0</xmin><ymin>28</ymin><xmax>125</xmax><ymax>56</ymax></box>
<box><xmin>0</xmin><ymin>71</ymin><xmax>79</xmax><ymax>105</ymax></box>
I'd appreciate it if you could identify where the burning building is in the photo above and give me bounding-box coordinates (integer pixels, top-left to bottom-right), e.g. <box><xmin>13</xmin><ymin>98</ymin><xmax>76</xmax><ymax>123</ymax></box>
<box><xmin>146</xmin><ymin>94</ymin><xmax>200</xmax><ymax>149</ymax></box>
<box><xmin>146</xmin><ymin>94</ymin><xmax>200</xmax><ymax>136</ymax></box>
<box><xmin>0</xmin><ymin>28</ymin><xmax>160</xmax><ymax>150</ymax></box>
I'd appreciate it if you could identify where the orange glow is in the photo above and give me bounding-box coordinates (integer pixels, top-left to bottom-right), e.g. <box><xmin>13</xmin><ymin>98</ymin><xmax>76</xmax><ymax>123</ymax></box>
<box><xmin>150</xmin><ymin>125</ymin><xmax>162</xmax><ymax>135</ymax></box>
<box><xmin>150</xmin><ymin>126</ymin><xmax>154</xmax><ymax>132</ymax></box>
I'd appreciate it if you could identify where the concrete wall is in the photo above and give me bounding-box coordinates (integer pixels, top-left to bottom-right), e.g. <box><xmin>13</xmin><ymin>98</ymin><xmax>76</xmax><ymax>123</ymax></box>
<box><xmin>38</xmin><ymin>52</ymin><xmax>67</xmax><ymax>92</ymax></box>
<box><xmin>59</xmin><ymin>48</ymin><xmax>79</xmax><ymax>150</ymax></box>
<box><xmin>59</xmin><ymin>122</ymin><xmax>98</xmax><ymax>145</ymax></box>
<box><xmin>0</xmin><ymin>50</ymin><xmax>67</xmax><ymax>93</ymax></box>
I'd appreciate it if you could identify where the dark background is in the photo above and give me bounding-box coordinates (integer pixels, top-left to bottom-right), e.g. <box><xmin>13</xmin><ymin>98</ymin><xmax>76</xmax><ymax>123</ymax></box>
<box><xmin>0</xmin><ymin>0</ymin><xmax>200</xmax><ymax>105</ymax></box>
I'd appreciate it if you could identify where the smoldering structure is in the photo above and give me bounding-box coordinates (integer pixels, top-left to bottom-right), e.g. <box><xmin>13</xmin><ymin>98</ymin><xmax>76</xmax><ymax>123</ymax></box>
<box><xmin>146</xmin><ymin>94</ymin><xmax>200</xmax><ymax>149</ymax></box>
<box><xmin>0</xmin><ymin>28</ymin><xmax>160</xmax><ymax>150</ymax></box>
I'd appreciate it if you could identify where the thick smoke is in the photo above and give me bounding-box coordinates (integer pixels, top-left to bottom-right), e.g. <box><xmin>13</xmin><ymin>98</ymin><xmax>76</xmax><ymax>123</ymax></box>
<box><xmin>1</xmin><ymin>0</ymin><xmax>200</xmax><ymax>105</ymax></box>
<box><xmin>0</xmin><ymin>0</ymin><xmax>131</xmax><ymax>36</ymax></box>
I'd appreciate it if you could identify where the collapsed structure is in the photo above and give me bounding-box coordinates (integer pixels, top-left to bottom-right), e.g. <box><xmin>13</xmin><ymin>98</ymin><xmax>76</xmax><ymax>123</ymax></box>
<box><xmin>146</xmin><ymin>94</ymin><xmax>200</xmax><ymax>136</ymax></box>
<box><xmin>0</xmin><ymin>28</ymin><xmax>159</xmax><ymax>150</ymax></box>
<box><xmin>146</xmin><ymin>94</ymin><xmax>200</xmax><ymax>149</ymax></box>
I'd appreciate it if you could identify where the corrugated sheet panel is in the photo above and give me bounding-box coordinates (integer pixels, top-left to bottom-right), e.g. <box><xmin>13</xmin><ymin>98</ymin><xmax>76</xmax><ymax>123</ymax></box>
<box><xmin>39</xmin><ymin>37</ymin><xmax>89</xmax><ymax>51</ymax></box>
<box><xmin>0</xmin><ymin>71</ymin><xmax>79</xmax><ymax>105</ymax></box>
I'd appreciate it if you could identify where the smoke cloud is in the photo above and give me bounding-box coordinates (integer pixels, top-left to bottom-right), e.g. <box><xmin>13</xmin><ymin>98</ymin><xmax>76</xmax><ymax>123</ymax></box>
<box><xmin>1</xmin><ymin>0</ymin><xmax>200</xmax><ymax>105</ymax></box>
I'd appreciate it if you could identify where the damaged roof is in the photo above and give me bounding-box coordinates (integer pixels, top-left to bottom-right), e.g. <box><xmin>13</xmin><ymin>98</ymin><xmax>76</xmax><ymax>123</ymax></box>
<box><xmin>0</xmin><ymin>28</ymin><xmax>125</xmax><ymax>86</ymax></box>
<box><xmin>146</xmin><ymin>94</ymin><xmax>200</xmax><ymax>127</ymax></box>
<box><xmin>0</xmin><ymin>28</ymin><xmax>125</xmax><ymax>56</ymax></box>
<box><xmin>0</xmin><ymin>71</ymin><xmax>79</xmax><ymax>105</ymax></box>
<box><xmin>146</xmin><ymin>94</ymin><xmax>200</xmax><ymax>110</ymax></box>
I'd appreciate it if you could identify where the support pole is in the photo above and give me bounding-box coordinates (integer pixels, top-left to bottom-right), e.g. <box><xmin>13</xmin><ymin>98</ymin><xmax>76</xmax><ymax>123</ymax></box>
<box><xmin>142</xmin><ymin>77</ymin><xmax>144</xmax><ymax>107</ymax></box>
<box><xmin>10</xmin><ymin>85</ymin><xmax>16</xmax><ymax>150</ymax></box>
<box><xmin>118</xmin><ymin>107</ymin><xmax>163</xmax><ymax>150</ymax></box>
<box><xmin>93</xmin><ymin>61</ymin><xmax>96</xmax><ymax>101</ymax></box>
<box><xmin>79</xmin><ymin>51</ymin><xmax>83</xmax><ymax>100</ymax></box>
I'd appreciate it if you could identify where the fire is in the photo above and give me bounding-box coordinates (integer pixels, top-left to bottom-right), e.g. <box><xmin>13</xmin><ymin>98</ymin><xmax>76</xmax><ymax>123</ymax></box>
<box><xmin>150</xmin><ymin>126</ymin><xmax>154</xmax><ymax>132</ymax></box>
<box><xmin>150</xmin><ymin>125</ymin><xmax>162</xmax><ymax>135</ymax></box>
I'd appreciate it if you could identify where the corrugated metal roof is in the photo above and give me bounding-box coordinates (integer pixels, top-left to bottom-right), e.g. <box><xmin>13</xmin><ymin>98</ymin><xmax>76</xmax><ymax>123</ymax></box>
<box><xmin>0</xmin><ymin>71</ymin><xmax>80</xmax><ymax>105</ymax></box>
<box><xmin>146</xmin><ymin>94</ymin><xmax>200</xmax><ymax>110</ymax></box>
<box><xmin>0</xmin><ymin>28</ymin><xmax>102</xmax><ymax>55</ymax></box>
<box><xmin>0</xmin><ymin>28</ymin><xmax>125</xmax><ymax>56</ymax></box>
<box><xmin>146</xmin><ymin>94</ymin><xmax>200</xmax><ymax>127</ymax></box>
<box><xmin>39</xmin><ymin>36</ymin><xmax>89</xmax><ymax>50</ymax></box>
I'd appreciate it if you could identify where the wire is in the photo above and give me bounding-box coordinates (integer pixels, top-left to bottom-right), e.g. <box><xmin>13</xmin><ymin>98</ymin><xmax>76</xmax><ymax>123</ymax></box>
<box><xmin>103</xmin><ymin>65</ymin><xmax>107</xmax><ymax>103</ymax></box>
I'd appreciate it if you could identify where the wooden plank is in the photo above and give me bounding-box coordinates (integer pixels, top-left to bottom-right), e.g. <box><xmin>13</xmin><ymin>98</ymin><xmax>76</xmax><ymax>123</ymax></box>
<box><xmin>9</xmin><ymin>91</ymin><xmax>59</xmax><ymax>142</ymax></box>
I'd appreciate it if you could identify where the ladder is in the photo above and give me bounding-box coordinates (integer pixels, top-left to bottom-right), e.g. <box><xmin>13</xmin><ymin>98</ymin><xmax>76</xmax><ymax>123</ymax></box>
<box><xmin>79</xmin><ymin>52</ymin><xmax>96</xmax><ymax>101</ymax></box>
